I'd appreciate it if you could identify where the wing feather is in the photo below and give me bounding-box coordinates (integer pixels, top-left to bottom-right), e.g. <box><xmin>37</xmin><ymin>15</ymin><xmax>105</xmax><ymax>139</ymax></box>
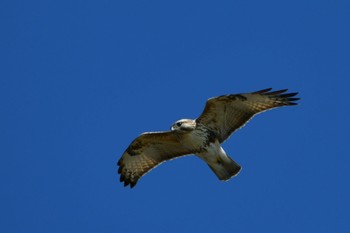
<box><xmin>196</xmin><ymin>88</ymin><xmax>300</xmax><ymax>142</ymax></box>
<box><xmin>117</xmin><ymin>131</ymin><xmax>196</xmax><ymax>188</ymax></box>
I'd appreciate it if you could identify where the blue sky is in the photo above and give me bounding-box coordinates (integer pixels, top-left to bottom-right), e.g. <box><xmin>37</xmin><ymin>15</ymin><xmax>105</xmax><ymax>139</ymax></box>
<box><xmin>1</xmin><ymin>0</ymin><xmax>350</xmax><ymax>232</ymax></box>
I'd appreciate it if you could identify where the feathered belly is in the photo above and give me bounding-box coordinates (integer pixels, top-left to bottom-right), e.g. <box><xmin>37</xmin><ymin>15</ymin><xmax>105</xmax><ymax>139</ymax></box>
<box><xmin>196</xmin><ymin>141</ymin><xmax>225</xmax><ymax>162</ymax></box>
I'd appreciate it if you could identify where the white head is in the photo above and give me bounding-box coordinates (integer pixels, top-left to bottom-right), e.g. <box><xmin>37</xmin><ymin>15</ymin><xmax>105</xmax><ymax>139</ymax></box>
<box><xmin>170</xmin><ymin>119</ymin><xmax>196</xmax><ymax>131</ymax></box>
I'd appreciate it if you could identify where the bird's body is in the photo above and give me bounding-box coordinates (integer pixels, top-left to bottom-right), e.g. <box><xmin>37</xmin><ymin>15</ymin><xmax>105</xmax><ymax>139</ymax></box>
<box><xmin>117</xmin><ymin>88</ymin><xmax>299</xmax><ymax>188</ymax></box>
<box><xmin>170</xmin><ymin>119</ymin><xmax>242</xmax><ymax>181</ymax></box>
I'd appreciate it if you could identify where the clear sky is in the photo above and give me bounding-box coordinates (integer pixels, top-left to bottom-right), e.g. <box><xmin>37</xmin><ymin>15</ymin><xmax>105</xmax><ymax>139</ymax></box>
<box><xmin>1</xmin><ymin>0</ymin><xmax>350</xmax><ymax>232</ymax></box>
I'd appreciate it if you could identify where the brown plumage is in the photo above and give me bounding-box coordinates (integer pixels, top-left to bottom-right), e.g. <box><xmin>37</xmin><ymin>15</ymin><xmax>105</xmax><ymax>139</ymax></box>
<box><xmin>117</xmin><ymin>88</ymin><xmax>299</xmax><ymax>188</ymax></box>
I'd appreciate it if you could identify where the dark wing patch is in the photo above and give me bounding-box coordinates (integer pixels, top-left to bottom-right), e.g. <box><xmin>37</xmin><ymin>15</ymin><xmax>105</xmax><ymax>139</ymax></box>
<box><xmin>117</xmin><ymin>131</ymin><xmax>197</xmax><ymax>188</ymax></box>
<box><xmin>196</xmin><ymin>88</ymin><xmax>300</xmax><ymax>142</ymax></box>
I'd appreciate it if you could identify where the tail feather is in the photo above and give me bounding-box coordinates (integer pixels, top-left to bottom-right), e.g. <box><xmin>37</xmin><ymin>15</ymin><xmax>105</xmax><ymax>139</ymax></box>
<box><xmin>197</xmin><ymin>142</ymin><xmax>241</xmax><ymax>181</ymax></box>
<box><xmin>207</xmin><ymin>155</ymin><xmax>242</xmax><ymax>181</ymax></box>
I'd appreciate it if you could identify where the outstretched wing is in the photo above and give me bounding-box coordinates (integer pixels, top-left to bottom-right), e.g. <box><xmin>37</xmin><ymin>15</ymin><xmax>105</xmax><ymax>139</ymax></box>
<box><xmin>117</xmin><ymin>131</ymin><xmax>197</xmax><ymax>188</ymax></box>
<box><xmin>196</xmin><ymin>88</ymin><xmax>300</xmax><ymax>143</ymax></box>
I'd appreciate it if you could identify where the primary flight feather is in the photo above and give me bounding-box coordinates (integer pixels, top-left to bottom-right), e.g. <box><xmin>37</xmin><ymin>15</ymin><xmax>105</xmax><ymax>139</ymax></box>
<box><xmin>117</xmin><ymin>88</ymin><xmax>299</xmax><ymax>188</ymax></box>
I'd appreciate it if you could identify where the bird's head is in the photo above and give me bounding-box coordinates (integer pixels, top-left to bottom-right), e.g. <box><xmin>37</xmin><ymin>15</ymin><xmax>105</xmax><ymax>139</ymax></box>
<box><xmin>170</xmin><ymin>119</ymin><xmax>196</xmax><ymax>132</ymax></box>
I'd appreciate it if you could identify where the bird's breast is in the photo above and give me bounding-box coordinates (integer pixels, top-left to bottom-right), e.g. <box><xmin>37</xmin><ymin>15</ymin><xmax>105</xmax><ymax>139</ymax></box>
<box><xmin>178</xmin><ymin>129</ymin><xmax>213</xmax><ymax>152</ymax></box>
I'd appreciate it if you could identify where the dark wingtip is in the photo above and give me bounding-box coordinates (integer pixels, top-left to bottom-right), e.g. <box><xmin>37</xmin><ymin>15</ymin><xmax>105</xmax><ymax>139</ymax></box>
<box><xmin>118</xmin><ymin>167</ymin><xmax>138</xmax><ymax>188</ymax></box>
<box><xmin>288</xmin><ymin>97</ymin><xmax>300</xmax><ymax>101</ymax></box>
<box><xmin>124</xmin><ymin>180</ymin><xmax>130</xmax><ymax>187</ymax></box>
<box><xmin>119</xmin><ymin>179</ymin><xmax>138</xmax><ymax>188</ymax></box>
<box><xmin>266</xmin><ymin>89</ymin><xmax>288</xmax><ymax>95</ymax></box>
<box><xmin>253</xmin><ymin>88</ymin><xmax>273</xmax><ymax>94</ymax></box>
<box><xmin>120</xmin><ymin>174</ymin><xmax>125</xmax><ymax>182</ymax></box>
<box><xmin>256</xmin><ymin>88</ymin><xmax>300</xmax><ymax>105</ymax></box>
<box><xmin>280</xmin><ymin>92</ymin><xmax>298</xmax><ymax>98</ymax></box>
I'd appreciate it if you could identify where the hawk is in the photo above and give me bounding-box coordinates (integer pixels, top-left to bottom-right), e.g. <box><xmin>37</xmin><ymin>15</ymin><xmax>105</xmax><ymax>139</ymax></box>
<box><xmin>117</xmin><ymin>88</ymin><xmax>299</xmax><ymax>188</ymax></box>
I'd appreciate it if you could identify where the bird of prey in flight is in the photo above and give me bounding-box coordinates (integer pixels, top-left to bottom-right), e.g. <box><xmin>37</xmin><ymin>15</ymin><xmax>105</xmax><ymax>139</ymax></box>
<box><xmin>117</xmin><ymin>88</ymin><xmax>299</xmax><ymax>188</ymax></box>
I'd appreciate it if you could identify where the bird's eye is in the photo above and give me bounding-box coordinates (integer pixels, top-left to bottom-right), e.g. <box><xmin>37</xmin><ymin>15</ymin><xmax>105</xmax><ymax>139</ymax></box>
<box><xmin>176</xmin><ymin>122</ymin><xmax>182</xmax><ymax>127</ymax></box>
